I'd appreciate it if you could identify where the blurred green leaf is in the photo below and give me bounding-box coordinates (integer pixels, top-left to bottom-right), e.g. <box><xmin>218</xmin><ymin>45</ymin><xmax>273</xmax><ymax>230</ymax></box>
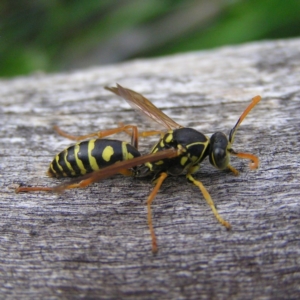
<box><xmin>0</xmin><ymin>0</ymin><xmax>299</xmax><ymax>77</ymax></box>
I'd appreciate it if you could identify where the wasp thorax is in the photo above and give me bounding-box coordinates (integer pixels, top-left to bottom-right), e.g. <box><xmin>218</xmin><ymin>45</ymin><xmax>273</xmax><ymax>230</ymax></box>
<box><xmin>209</xmin><ymin>132</ymin><xmax>230</xmax><ymax>170</ymax></box>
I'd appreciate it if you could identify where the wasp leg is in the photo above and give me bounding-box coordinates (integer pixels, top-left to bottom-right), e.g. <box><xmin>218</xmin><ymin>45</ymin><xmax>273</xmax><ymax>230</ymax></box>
<box><xmin>139</xmin><ymin>130</ymin><xmax>165</xmax><ymax>138</ymax></box>
<box><xmin>118</xmin><ymin>122</ymin><xmax>164</xmax><ymax>139</ymax></box>
<box><xmin>186</xmin><ymin>166</ymin><xmax>231</xmax><ymax>229</ymax></box>
<box><xmin>227</xmin><ymin>165</ymin><xmax>239</xmax><ymax>176</ymax></box>
<box><xmin>53</xmin><ymin>124</ymin><xmax>139</xmax><ymax>147</ymax></box>
<box><xmin>229</xmin><ymin>150</ymin><xmax>259</xmax><ymax>170</ymax></box>
<box><xmin>16</xmin><ymin>169</ymin><xmax>133</xmax><ymax>193</ymax></box>
<box><xmin>16</xmin><ymin>186</ymin><xmax>55</xmax><ymax>193</ymax></box>
<box><xmin>61</xmin><ymin>169</ymin><xmax>133</xmax><ymax>190</ymax></box>
<box><xmin>146</xmin><ymin>172</ymin><xmax>168</xmax><ymax>253</ymax></box>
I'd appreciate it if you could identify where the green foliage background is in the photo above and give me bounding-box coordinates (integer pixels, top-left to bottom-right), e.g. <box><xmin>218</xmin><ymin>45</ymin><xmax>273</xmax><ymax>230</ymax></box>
<box><xmin>1</xmin><ymin>0</ymin><xmax>300</xmax><ymax>77</ymax></box>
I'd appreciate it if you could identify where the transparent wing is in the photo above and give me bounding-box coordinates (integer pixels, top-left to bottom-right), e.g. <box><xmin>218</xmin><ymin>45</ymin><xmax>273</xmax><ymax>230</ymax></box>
<box><xmin>105</xmin><ymin>84</ymin><xmax>183</xmax><ymax>130</ymax></box>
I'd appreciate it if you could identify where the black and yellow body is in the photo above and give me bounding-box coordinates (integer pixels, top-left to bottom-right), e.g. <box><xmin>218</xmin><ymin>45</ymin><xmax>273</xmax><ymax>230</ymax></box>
<box><xmin>48</xmin><ymin>139</ymin><xmax>141</xmax><ymax>178</ymax></box>
<box><xmin>16</xmin><ymin>83</ymin><xmax>262</xmax><ymax>254</ymax></box>
<box><xmin>104</xmin><ymin>85</ymin><xmax>261</xmax><ymax>253</ymax></box>
<box><xmin>137</xmin><ymin>128</ymin><xmax>210</xmax><ymax>178</ymax></box>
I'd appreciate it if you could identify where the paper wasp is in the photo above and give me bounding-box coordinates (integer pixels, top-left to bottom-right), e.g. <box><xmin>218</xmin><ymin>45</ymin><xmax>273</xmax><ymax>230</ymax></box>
<box><xmin>16</xmin><ymin>84</ymin><xmax>261</xmax><ymax>253</ymax></box>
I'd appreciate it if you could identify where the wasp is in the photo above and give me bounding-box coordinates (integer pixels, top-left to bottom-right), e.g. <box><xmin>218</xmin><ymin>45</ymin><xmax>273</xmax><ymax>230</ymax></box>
<box><xmin>17</xmin><ymin>84</ymin><xmax>261</xmax><ymax>253</ymax></box>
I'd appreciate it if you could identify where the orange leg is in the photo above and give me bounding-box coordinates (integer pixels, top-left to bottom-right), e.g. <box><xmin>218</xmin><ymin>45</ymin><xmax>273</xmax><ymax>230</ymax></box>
<box><xmin>16</xmin><ymin>186</ymin><xmax>54</xmax><ymax>193</ymax></box>
<box><xmin>139</xmin><ymin>130</ymin><xmax>165</xmax><ymax>138</ymax></box>
<box><xmin>227</xmin><ymin>164</ymin><xmax>239</xmax><ymax>176</ymax></box>
<box><xmin>15</xmin><ymin>168</ymin><xmax>133</xmax><ymax>193</ymax></box>
<box><xmin>146</xmin><ymin>172</ymin><xmax>168</xmax><ymax>254</ymax></box>
<box><xmin>53</xmin><ymin>124</ymin><xmax>139</xmax><ymax>148</ymax></box>
<box><xmin>230</xmin><ymin>151</ymin><xmax>259</xmax><ymax>170</ymax></box>
<box><xmin>15</xmin><ymin>178</ymin><xmax>97</xmax><ymax>193</ymax></box>
<box><xmin>118</xmin><ymin>122</ymin><xmax>164</xmax><ymax>139</ymax></box>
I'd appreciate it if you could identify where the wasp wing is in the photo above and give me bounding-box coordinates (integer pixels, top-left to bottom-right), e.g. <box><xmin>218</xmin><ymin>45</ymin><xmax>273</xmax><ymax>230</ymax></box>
<box><xmin>105</xmin><ymin>84</ymin><xmax>183</xmax><ymax>130</ymax></box>
<box><xmin>54</xmin><ymin>148</ymin><xmax>181</xmax><ymax>192</ymax></box>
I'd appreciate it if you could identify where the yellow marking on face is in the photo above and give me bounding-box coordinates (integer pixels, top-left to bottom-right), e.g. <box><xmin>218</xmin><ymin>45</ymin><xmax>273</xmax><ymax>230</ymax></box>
<box><xmin>180</xmin><ymin>156</ymin><xmax>188</xmax><ymax>166</ymax></box>
<box><xmin>154</xmin><ymin>160</ymin><xmax>164</xmax><ymax>165</ymax></box>
<box><xmin>88</xmin><ymin>140</ymin><xmax>100</xmax><ymax>171</ymax></box>
<box><xmin>63</xmin><ymin>149</ymin><xmax>76</xmax><ymax>176</ymax></box>
<box><xmin>102</xmin><ymin>145</ymin><xmax>114</xmax><ymax>162</ymax></box>
<box><xmin>160</xmin><ymin>139</ymin><xmax>165</xmax><ymax>148</ymax></box>
<box><xmin>74</xmin><ymin>143</ymin><xmax>86</xmax><ymax>175</ymax></box>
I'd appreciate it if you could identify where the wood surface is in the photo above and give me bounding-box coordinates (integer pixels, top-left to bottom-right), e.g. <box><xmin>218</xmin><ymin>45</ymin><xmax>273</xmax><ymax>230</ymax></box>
<box><xmin>1</xmin><ymin>38</ymin><xmax>299</xmax><ymax>299</ymax></box>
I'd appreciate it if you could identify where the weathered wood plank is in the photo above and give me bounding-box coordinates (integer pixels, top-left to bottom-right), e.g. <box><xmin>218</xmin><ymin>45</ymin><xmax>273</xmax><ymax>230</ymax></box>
<box><xmin>1</xmin><ymin>39</ymin><xmax>299</xmax><ymax>299</ymax></box>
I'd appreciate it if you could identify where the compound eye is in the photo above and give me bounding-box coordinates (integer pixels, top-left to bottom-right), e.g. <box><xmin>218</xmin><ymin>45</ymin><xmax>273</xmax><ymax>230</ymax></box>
<box><xmin>214</xmin><ymin>147</ymin><xmax>226</xmax><ymax>160</ymax></box>
<box><xmin>209</xmin><ymin>132</ymin><xmax>229</xmax><ymax>170</ymax></box>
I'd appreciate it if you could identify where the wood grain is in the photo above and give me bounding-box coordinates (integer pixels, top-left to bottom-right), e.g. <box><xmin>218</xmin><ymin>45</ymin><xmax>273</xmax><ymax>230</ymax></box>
<box><xmin>1</xmin><ymin>38</ymin><xmax>299</xmax><ymax>299</ymax></box>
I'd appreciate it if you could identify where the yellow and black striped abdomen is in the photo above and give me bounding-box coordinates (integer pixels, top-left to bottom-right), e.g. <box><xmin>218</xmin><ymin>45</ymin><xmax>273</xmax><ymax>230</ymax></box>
<box><xmin>48</xmin><ymin>139</ymin><xmax>141</xmax><ymax>178</ymax></box>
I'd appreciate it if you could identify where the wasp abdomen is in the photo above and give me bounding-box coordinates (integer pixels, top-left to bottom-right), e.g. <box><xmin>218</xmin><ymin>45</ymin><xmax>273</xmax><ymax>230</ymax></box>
<box><xmin>48</xmin><ymin>139</ymin><xmax>140</xmax><ymax>178</ymax></box>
